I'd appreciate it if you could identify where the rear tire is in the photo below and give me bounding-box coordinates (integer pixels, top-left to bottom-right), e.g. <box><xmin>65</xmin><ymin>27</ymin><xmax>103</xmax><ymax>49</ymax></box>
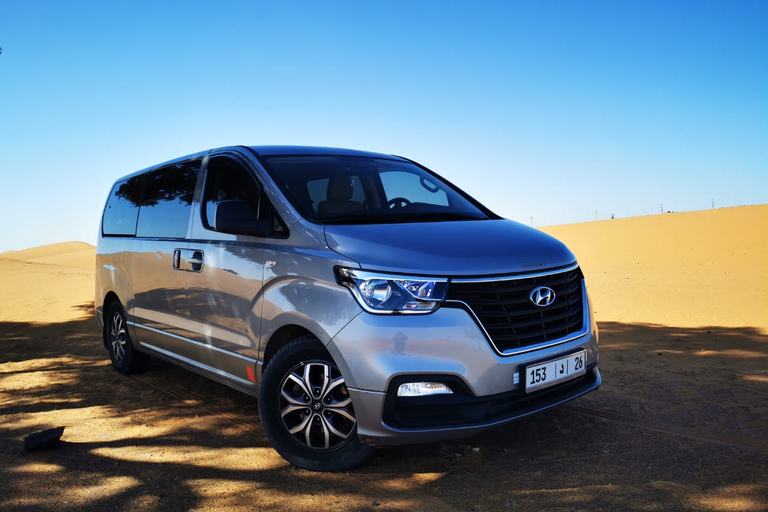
<box><xmin>258</xmin><ymin>335</ymin><xmax>373</xmax><ymax>471</ymax></box>
<box><xmin>106</xmin><ymin>302</ymin><xmax>150</xmax><ymax>374</ymax></box>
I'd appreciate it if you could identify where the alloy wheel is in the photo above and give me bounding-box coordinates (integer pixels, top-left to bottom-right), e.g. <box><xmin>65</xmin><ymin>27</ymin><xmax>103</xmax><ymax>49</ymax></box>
<box><xmin>110</xmin><ymin>312</ymin><xmax>127</xmax><ymax>364</ymax></box>
<box><xmin>278</xmin><ymin>360</ymin><xmax>356</xmax><ymax>451</ymax></box>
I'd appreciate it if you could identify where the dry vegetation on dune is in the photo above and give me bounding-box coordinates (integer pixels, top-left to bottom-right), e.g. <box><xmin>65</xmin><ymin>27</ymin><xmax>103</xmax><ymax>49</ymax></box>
<box><xmin>1</xmin><ymin>206</ymin><xmax>766</xmax><ymax>511</ymax></box>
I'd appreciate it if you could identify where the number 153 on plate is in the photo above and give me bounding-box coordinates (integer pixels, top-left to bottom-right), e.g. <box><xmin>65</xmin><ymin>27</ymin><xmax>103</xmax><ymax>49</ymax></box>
<box><xmin>524</xmin><ymin>351</ymin><xmax>586</xmax><ymax>393</ymax></box>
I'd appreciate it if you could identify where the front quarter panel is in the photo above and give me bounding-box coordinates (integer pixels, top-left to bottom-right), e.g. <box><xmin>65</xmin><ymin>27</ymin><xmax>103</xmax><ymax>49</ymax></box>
<box><xmin>258</xmin><ymin>245</ymin><xmax>362</xmax><ymax>360</ymax></box>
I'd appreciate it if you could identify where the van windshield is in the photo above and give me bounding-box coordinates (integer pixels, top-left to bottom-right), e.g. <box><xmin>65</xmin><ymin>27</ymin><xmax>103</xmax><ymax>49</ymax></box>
<box><xmin>259</xmin><ymin>155</ymin><xmax>492</xmax><ymax>225</ymax></box>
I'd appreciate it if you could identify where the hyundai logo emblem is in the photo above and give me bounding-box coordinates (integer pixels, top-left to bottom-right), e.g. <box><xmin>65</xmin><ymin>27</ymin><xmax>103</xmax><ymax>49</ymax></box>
<box><xmin>529</xmin><ymin>286</ymin><xmax>556</xmax><ymax>307</ymax></box>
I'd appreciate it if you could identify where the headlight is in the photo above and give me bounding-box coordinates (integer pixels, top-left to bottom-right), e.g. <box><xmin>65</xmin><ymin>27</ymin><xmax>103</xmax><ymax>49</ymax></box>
<box><xmin>335</xmin><ymin>267</ymin><xmax>448</xmax><ymax>314</ymax></box>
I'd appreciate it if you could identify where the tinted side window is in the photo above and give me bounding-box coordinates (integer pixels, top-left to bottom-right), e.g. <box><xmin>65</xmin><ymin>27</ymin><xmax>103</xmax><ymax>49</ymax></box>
<box><xmin>136</xmin><ymin>160</ymin><xmax>201</xmax><ymax>238</ymax></box>
<box><xmin>102</xmin><ymin>176</ymin><xmax>143</xmax><ymax>236</ymax></box>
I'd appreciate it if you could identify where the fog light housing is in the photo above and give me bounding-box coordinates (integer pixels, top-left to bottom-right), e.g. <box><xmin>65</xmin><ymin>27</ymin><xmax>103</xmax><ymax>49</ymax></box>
<box><xmin>397</xmin><ymin>382</ymin><xmax>453</xmax><ymax>397</ymax></box>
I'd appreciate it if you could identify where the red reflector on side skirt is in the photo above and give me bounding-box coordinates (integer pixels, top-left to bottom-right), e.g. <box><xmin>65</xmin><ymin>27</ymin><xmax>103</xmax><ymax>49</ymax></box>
<box><xmin>246</xmin><ymin>367</ymin><xmax>256</xmax><ymax>383</ymax></box>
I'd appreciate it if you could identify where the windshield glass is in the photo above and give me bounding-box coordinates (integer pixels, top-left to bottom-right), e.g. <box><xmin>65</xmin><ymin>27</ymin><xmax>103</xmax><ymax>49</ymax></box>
<box><xmin>260</xmin><ymin>155</ymin><xmax>491</xmax><ymax>225</ymax></box>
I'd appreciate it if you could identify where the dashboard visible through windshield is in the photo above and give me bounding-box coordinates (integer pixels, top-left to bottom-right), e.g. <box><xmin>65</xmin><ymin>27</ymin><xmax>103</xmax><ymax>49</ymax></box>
<box><xmin>259</xmin><ymin>155</ymin><xmax>492</xmax><ymax>225</ymax></box>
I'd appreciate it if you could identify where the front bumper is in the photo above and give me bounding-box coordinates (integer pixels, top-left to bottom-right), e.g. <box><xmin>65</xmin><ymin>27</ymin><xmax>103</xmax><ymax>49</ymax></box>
<box><xmin>352</xmin><ymin>367</ymin><xmax>600</xmax><ymax>446</ymax></box>
<box><xmin>327</xmin><ymin>303</ymin><xmax>600</xmax><ymax>446</ymax></box>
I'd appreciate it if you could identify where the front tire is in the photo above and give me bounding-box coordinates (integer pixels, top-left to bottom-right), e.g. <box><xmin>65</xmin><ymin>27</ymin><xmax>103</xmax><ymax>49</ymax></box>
<box><xmin>258</xmin><ymin>336</ymin><xmax>373</xmax><ymax>471</ymax></box>
<box><xmin>106</xmin><ymin>302</ymin><xmax>150</xmax><ymax>374</ymax></box>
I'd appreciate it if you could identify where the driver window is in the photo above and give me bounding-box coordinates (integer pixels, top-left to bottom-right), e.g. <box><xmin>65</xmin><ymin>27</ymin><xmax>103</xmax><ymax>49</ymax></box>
<box><xmin>202</xmin><ymin>157</ymin><xmax>287</xmax><ymax>237</ymax></box>
<box><xmin>380</xmin><ymin>171</ymin><xmax>449</xmax><ymax>206</ymax></box>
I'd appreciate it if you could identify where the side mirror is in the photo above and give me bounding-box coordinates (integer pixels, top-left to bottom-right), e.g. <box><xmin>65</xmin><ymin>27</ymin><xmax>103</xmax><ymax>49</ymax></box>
<box><xmin>214</xmin><ymin>200</ymin><xmax>269</xmax><ymax>237</ymax></box>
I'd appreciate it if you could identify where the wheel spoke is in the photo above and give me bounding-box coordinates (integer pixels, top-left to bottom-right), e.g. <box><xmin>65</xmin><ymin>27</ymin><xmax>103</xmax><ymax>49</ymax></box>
<box><xmin>288</xmin><ymin>413</ymin><xmax>311</xmax><ymax>435</ymax></box>
<box><xmin>285</xmin><ymin>373</ymin><xmax>311</xmax><ymax>398</ymax></box>
<box><xmin>328</xmin><ymin>396</ymin><xmax>352</xmax><ymax>408</ymax></box>
<box><xmin>327</xmin><ymin>407</ymin><xmax>356</xmax><ymax>424</ymax></box>
<box><xmin>281</xmin><ymin>387</ymin><xmax>308</xmax><ymax>406</ymax></box>
<box><xmin>319</xmin><ymin>364</ymin><xmax>330</xmax><ymax>397</ymax></box>
<box><xmin>280</xmin><ymin>403</ymin><xmax>309</xmax><ymax>418</ymax></box>
<box><xmin>306</xmin><ymin>414</ymin><xmax>330</xmax><ymax>450</ymax></box>
<box><xmin>322</xmin><ymin>414</ymin><xmax>352</xmax><ymax>440</ymax></box>
<box><xmin>321</xmin><ymin>376</ymin><xmax>344</xmax><ymax>400</ymax></box>
<box><xmin>322</xmin><ymin>377</ymin><xmax>352</xmax><ymax>407</ymax></box>
<box><xmin>113</xmin><ymin>314</ymin><xmax>123</xmax><ymax>336</ymax></box>
<box><xmin>302</xmin><ymin>362</ymin><xmax>330</xmax><ymax>399</ymax></box>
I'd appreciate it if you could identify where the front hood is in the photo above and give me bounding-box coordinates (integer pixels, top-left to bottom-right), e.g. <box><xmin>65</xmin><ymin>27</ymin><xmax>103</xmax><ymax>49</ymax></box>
<box><xmin>324</xmin><ymin>219</ymin><xmax>576</xmax><ymax>276</ymax></box>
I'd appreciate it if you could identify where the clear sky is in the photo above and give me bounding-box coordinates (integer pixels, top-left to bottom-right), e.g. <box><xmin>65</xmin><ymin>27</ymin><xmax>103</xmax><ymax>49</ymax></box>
<box><xmin>1</xmin><ymin>0</ymin><xmax>766</xmax><ymax>252</ymax></box>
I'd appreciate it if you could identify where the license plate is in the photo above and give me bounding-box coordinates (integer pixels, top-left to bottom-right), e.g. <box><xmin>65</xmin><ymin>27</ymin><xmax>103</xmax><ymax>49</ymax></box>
<box><xmin>524</xmin><ymin>351</ymin><xmax>587</xmax><ymax>393</ymax></box>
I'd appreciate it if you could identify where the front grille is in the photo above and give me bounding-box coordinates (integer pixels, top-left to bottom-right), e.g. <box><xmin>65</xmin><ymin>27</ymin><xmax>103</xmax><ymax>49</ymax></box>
<box><xmin>445</xmin><ymin>267</ymin><xmax>585</xmax><ymax>354</ymax></box>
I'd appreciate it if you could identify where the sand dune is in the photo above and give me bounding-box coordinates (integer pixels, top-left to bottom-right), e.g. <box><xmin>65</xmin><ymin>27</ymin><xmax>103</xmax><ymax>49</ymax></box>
<box><xmin>541</xmin><ymin>204</ymin><xmax>768</xmax><ymax>331</ymax></box>
<box><xmin>0</xmin><ymin>241</ymin><xmax>95</xmax><ymax>269</ymax></box>
<box><xmin>0</xmin><ymin>242</ymin><xmax>95</xmax><ymax>324</ymax></box>
<box><xmin>0</xmin><ymin>205</ymin><xmax>766</xmax><ymax>330</ymax></box>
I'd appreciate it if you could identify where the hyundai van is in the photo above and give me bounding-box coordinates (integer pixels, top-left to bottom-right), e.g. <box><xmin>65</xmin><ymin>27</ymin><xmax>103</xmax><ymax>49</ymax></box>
<box><xmin>96</xmin><ymin>145</ymin><xmax>600</xmax><ymax>471</ymax></box>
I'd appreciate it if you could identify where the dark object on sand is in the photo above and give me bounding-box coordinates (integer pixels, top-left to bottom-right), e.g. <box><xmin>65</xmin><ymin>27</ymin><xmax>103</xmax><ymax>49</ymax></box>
<box><xmin>24</xmin><ymin>427</ymin><xmax>65</xmax><ymax>452</ymax></box>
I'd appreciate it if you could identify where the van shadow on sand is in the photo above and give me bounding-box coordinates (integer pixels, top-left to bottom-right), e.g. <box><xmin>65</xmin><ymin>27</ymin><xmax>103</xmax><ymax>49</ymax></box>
<box><xmin>0</xmin><ymin>309</ymin><xmax>766</xmax><ymax>511</ymax></box>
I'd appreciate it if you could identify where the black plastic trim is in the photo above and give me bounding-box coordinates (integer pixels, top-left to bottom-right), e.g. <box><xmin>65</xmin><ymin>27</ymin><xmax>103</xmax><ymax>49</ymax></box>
<box><xmin>382</xmin><ymin>364</ymin><xmax>599</xmax><ymax>429</ymax></box>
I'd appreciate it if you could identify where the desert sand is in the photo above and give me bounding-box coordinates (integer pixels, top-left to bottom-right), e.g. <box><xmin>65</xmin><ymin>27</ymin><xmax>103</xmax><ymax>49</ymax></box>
<box><xmin>0</xmin><ymin>242</ymin><xmax>95</xmax><ymax>324</ymax></box>
<box><xmin>542</xmin><ymin>204</ymin><xmax>768</xmax><ymax>329</ymax></box>
<box><xmin>1</xmin><ymin>205</ymin><xmax>766</xmax><ymax>511</ymax></box>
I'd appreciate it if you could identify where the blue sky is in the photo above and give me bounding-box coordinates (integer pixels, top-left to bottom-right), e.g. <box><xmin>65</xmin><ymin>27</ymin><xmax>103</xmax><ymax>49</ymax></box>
<box><xmin>1</xmin><ymin>0</ymin><xmax>766</xmax><ymax>251</ymax></box>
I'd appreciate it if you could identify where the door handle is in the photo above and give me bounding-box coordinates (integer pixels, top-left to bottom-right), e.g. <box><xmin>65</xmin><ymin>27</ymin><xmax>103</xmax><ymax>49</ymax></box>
<box><xmin>173</xmin><ymin>249</ymin><xmax>203</xmax><ymax>272</ymax></box>
<box><xmin>187</xmin><ymin>250</ymin><xmax>204</xmax><ymax>272</ymax></box>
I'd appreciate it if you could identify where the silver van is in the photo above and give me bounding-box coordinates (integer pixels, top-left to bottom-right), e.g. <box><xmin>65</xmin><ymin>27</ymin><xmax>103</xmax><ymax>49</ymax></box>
<box><xmin>96</xmin><ymin>146</ymin><xmax>600</xmax><ymax>471</ymax></box>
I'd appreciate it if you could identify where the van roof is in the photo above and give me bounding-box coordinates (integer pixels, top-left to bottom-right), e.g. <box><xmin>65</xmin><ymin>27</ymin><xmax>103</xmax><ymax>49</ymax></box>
<box><xmin>248</xmin><ymin>145</ymin><xmax>408</xmax><ymax>161</ymax></box>
<box><xmin>115</xmin><ymin>146</ymin><xmax>410</xmax><ymax>182</ymax></box>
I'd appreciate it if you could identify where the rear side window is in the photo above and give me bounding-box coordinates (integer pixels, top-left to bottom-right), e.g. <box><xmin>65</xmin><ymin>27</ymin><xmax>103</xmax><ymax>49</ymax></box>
<box><xmin>102</xmin><ymin>176</ymin><xmax>143</xmax><ymax>236</ymax></box>
<box><xmin>136</xmin><ymin>160</ymin><xmax>201</xmax><ymax>239</ymax></box>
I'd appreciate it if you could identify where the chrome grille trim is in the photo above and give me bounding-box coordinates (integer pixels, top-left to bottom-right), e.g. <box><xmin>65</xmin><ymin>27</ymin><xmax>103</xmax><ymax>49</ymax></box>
<box><xmin>450</xmin><ymin>263</ymin><xmax>580</xmax><ymax>284</ymax></box>
<box><xmin>444</xmin><ymin>265</ymin><xmax>588</xmax><ymax>356</ymax></box>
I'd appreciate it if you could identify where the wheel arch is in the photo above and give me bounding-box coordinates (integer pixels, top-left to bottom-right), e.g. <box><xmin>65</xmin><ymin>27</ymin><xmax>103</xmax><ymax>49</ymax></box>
<box><xmin>262</xmin><ymin>324</ymin><xmax>319</xmax><ymax>373</ymax></box>
<box><xmin>258</xmin><ymin>275</ymin><xmax>362</xmax><ymax>373</ymax></box>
